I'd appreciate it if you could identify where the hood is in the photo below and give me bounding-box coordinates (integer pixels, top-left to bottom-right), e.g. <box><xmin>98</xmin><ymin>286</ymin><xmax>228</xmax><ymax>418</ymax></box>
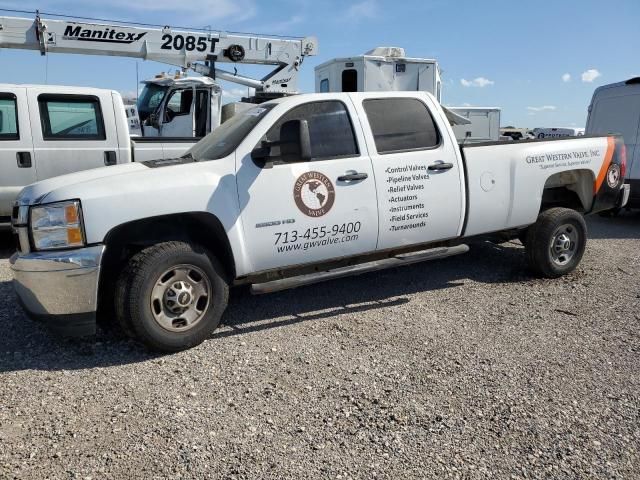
<box><xmin>17</xmin><ymin>163</ymin><xmax>149</xmax><ymax>205</ymax></box>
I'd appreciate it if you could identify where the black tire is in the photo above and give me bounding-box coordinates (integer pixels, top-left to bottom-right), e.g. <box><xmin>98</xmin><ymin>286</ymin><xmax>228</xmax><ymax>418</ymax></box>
<box><xmin>525</xmin><ymin>208</ymin><xmax>587</xmax><ymax>278</ymax></box>
<box><xmin>115</xmin><ymin>241</ymin><xmax>229</xmax><ymax>352</ymax></box>
<box><xmin>517</xmin><ymin>229</ymin><xmax>528</xmax><ymax>246</ymax></box>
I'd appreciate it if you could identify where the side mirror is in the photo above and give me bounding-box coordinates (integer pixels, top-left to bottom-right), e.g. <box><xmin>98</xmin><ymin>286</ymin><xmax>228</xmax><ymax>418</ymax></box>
<box><xmin>280</xmin><ymin>119</ymin><xmax>312</xmax><ymax>163</ymax></box>
<box><xmin>251</xmin><ymin>142</ymin><xmax>272</xmax><ymax>168</ymax></box>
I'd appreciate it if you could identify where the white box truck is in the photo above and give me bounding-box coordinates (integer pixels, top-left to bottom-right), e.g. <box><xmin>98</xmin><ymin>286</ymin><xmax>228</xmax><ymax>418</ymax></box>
<box><xmin>586</xmin><ymin>77</ymin><xmax>640</xmax><ymax>208</ymax></box>
<box><xmin>315</xmin><ymin>47</ymin><xmax>501</xmax><ymax>142</ymax></box>
<box><xmin>315</xmin><ymin>47</ymin><xmax>443</xmax><ymax>102</ymax></box>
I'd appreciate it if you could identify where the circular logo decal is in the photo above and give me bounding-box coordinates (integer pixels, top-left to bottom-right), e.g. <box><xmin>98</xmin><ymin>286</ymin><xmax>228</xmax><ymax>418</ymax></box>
<box><xmin>607</xmin><ymin>164</ymin><xmax>621</xmax><ymax>189</ymax></box>
<box><xmin>293</xmin><ymin>171</ymin><xmax>335</xmax><ymax>217</ymax></box>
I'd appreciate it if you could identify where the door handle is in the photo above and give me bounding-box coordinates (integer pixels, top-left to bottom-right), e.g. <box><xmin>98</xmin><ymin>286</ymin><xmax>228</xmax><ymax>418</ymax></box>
<box><xmin>16</xmin><ymin>151</ymin><xmax>32</xmax><ymax>168</ymax></box>
<box><xmin>104</xmin><ymin>151</ymin><xmax>117</xmax><ymax>166</ymax></box>
<box><xmin>337</xmin><ymin>172</ymin><xmax>368</xmax><ymax>182</ymax></box>
<box><xmin>427</xmin><ymin>162</ymin><xmax>454</xmax><ymax>171</ymax></box>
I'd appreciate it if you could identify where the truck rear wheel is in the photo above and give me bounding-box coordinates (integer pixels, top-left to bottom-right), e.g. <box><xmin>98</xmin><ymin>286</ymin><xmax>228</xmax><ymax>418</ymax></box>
<box><xmin>115</xmin><ymin>241</ymin><xmax>229</xmax><ymax>352</ymax></box>
<box><xmin>525</xmin><ymin>208</ymin><xmax>587</xmax><ymax>278</ymax></box>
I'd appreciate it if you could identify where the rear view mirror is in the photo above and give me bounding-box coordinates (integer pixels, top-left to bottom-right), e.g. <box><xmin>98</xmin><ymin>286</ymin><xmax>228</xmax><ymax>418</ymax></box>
<box><xmin>280</xmin><ymin>119</ymin><xmax>312</xmax><ymax>163</ymax></box>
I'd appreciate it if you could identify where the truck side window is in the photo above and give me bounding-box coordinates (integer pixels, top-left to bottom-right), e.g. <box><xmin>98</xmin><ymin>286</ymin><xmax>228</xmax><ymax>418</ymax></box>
<box><xmin>320</xmin><ymin>79</ymin><xmax>330</xmax><ymax>93</ymax></box>
<box><xmin>0</xmin><ymin>93</ymin><xmax>19</xmax><ymax>140</ymax></box>
<box><xmin>265</xmin><ymin>101</ymin><xmax>359</xmax><ymax>163</ymax></box>
<box><xmin>165</xmin><ymin>88</ymin><xmax>194</xmax><ymax>120</ymax></box>
<box><xmin>363</xmin><ymin>98</ymin><xmax>441</xmax><ymax>154</ymax></box>
<box><xmin>38</xmin><ymin>95</ymin><xmax>106</xmax><ymax>141</ymax></box>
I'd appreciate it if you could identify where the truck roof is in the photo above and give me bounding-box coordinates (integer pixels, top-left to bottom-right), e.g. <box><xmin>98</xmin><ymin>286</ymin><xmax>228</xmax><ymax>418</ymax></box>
<box><xmin>141</xmin><ymin>76</ymin><xmax>219</xmax><ymax>88</ymax></box>
<box><xmin>0</xmin><ymin>83</ymin><xmax>119</xmax><ymax>95</ymax></box>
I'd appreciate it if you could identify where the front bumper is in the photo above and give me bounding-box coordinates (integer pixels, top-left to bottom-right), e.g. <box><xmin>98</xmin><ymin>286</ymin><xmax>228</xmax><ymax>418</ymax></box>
<box><xmin>10</xmin><ymin>245</ymin><xmax>105</xmax><ymax>336</ymax></box>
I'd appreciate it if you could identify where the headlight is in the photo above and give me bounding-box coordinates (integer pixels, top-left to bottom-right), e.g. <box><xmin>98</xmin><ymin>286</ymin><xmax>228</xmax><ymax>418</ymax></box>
<box><xmin>30</xmin><ymin>200</ymin><xmax>85</xmax><ymax>251</ymax></box>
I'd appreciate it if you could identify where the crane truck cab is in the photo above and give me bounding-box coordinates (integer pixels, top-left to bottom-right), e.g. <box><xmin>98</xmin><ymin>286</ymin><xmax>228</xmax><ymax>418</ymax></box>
<box><xmin>137</xmin><ymin>74</ymin><xmax>222</xmax><ymax>139</ymax></box>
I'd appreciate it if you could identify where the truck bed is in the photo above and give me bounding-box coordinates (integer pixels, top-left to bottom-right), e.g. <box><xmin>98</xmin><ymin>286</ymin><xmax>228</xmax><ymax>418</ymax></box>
<box><xmin>459</xmin><ymin>135</ymin><xmax>616</xmax><ymax>237</ymax></box>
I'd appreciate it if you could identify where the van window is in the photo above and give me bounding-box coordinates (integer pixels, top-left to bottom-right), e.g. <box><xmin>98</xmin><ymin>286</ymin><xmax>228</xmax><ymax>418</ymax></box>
<box><xmin>0</xmin><ymin>94</ymin><xmax>19</xmax><ymax>140</ymax></box>
<box><xmin>590</xmin><ymin>94</ymin><xmax>640</xmax><ymax>145</ymax></box>
<box><xmin>38</xmin><ymin>95</ymin><xmax>106</xmax><ymax>140</ymax></box>
<box><xmin>320</xmin><ymin>79</ymin><xmax>330</xmax><ymax>93</ymax></box>
<box><xmin>363</xmin><ymin>98</ymin><xmax>441</xmax><ymax>154</ymax></box>
<box><xmin>342</xmin><ymin>69</ymin><xmax>358</xmax><ymax>92</ymax></box>
<box><xmin>264</xmin><ymin>101</ymin><xmax>359</xmax><ymax>163</ymax></box>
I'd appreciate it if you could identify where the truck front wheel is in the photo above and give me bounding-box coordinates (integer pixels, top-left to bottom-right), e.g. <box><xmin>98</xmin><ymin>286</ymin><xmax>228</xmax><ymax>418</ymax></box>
<box><xmin>525</xmin><ymin>208</ymin><xmax>587</xmax><ymax>278</ymax></box>
<box><xmin>115</xmin><ymin>241</ymin><xmax>229</xmax><ymax>352</ymax></box>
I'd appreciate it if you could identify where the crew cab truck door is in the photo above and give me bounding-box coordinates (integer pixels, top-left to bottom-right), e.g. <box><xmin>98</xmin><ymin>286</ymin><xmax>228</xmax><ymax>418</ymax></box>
<box><xmin>0</xmin><ymin>87</ymin><xmax>35</xmax><ymax>218</ymax></box>
<box><xmin>356</xmin><ymin>95</ymin><xmax>465</xmax><ymax>250</ymax></box>
<box><xmin>26</xmin><ymin>90</ymin><xmax>120</xmax><ymax>180</ymax></box>
<box><xmin>236</xmin><ymin>98</ymin><xmax>378</xmax><ymax>273</ymax></box>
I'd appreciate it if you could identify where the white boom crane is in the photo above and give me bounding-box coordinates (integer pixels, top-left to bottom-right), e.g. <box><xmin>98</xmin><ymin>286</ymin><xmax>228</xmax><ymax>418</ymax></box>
<box><xmin>0</xmin><ymin>11</ymin><xmax>318</xmax><ymax>98</ymax></box>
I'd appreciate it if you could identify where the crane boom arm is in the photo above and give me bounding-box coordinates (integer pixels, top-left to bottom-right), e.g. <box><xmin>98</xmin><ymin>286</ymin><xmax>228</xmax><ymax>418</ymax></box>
<box><xmin>0</xmin><ymin>13</ymin><xmax>318</xmax><ymax>94</ymax></box>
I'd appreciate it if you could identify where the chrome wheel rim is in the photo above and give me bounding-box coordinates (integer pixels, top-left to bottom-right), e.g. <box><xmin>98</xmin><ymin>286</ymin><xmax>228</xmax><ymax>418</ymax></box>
<box><xmin>150</xmin><ymin>264</ymin><xmax>212</xmax><ymax>332</ymax></box>
<box><xmin>549</xmin><ymin>224</ymin><xmax>579</xmax><ymax>266</ymax></box>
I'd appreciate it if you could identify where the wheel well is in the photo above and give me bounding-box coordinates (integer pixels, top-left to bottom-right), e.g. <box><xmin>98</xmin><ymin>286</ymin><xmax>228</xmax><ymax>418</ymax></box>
<box><xmin>541</xmin><ymin>169</ymin><xmax>595</xmax><ymax>212</ymax></box>
<box><xmin>102</xmin><ymin>212</ymin><xmax>236</xmax><ymax>279</ymax></box>
<box><xmin>97</xmin><ymin>212</ymin><xmax>236</xmax><ymax>326</ymax></box>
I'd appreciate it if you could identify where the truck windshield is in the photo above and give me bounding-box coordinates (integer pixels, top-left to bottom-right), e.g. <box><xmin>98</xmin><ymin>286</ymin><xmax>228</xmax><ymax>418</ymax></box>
<box><xmin>187</xmin><ymin>104</ymin><xmax>275</xmax><ymax>161</ymax></box>
<box><xmin>137</xmin><ymin>84</ymin><xmax>168</xmax><ymax>123</ymax></box>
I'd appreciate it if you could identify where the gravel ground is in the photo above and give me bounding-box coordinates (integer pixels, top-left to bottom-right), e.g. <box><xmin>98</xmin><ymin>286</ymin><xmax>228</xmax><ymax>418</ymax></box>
<box><xmin>1</xmin><ymin>213</ymin><xmax>639</xmax><ymax>479</ymax></box>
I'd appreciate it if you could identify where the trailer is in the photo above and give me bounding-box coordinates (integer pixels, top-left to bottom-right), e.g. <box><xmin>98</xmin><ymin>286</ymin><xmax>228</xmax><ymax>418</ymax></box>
<box><xmin>314</xmin><ymin>47</ymin><xmax>503</xmax><ymax>142</ymax></box>
<box><xmin>315</xmin><ymin>47</ymin><xmax>442</xmax><ymax>102</ymax></box>
<box><xmin>448</xmin><ymin>107</ymin><xmax>501</xmax><ymax>143</ymax></box>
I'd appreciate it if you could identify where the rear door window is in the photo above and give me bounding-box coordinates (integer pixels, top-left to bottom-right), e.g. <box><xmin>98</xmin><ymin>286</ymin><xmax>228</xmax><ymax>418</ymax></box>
<box><xmin>363</xmin><ymin>98</ymin><xmax>441</xmax><ymax>154</ymax></box>
<box><xmin>38</xmin><ymin>95</ymin><xmax>106</xmax><ymax>140</ymax></box>
<box><xmin>0</xmin><ymin>94</ymin><xmax>19</xmax><ymax>140</ymax></box>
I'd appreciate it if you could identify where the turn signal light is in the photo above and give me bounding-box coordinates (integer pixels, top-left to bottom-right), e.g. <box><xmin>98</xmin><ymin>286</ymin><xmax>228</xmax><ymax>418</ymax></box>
<box><xmin>67</xmin><ymin>227</ymin><xmax>83</xmax><ymax>245</ymax></box>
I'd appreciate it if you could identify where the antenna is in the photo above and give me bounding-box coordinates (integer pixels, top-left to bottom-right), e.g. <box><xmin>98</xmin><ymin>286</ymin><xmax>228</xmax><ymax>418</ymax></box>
<box><xmin>135</xmin><ymin>62</ymin><xmax>139</xmax><ymax>103</ymax></box>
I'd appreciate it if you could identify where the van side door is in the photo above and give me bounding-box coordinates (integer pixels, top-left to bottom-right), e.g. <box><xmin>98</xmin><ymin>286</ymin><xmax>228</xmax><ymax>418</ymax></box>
<box><xmin>26</xmin><ymin>89</ymin><xmax>120</xmax><ymax>181</ymax></box>
<box><xmin>0</xmin><ymin>87</ymin><xmax>35</xmax><ymax>218</ymax></box>
<box><xmin>356</xmin><ymin>95</ymin><xmax>465</xmax><ymax>250</ymax></box>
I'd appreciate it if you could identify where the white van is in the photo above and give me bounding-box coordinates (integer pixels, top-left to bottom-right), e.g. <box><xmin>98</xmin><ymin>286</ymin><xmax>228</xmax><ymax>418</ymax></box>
<box><xmin>586</xmin><ymin>77</ymin><xmax>640</xmax><ymax>208</ymax></box>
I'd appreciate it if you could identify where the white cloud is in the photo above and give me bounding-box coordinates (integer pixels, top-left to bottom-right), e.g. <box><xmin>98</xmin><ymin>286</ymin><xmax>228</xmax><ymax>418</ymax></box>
<box><xmin>527</xmin><ymin>105</ymin><xmax>557</xmax><ymax>112</ymax></box>
<box><xmin>460</xmin><ymin>77</ymin><xmax>494</xmax><ymax>88</ymax></box>
<box><xmin>345</xmin><ymin>0</ymin><xmax>379</xmax><ymax>19</ymax></box>
<box><xmin>562</xmin><ymin>73</ymin><xmax>571</xmax><ymax>83</ymax></box>
<box><xmin>581</xmin><ymin>69</ymin><xmax>601</xmax><ymax>83</ymax></box>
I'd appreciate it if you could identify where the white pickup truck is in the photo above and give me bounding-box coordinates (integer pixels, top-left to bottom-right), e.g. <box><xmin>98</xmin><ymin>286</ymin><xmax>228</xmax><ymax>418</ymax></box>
<box><xmin>10</xmin><ymin>91</ymin><xmax>629</xmax><ymax>351</ymax></box>
<box><xmin>0</xmin><ymin>84</ymin><xmax>199</xmax><ymax>226</ymax></box>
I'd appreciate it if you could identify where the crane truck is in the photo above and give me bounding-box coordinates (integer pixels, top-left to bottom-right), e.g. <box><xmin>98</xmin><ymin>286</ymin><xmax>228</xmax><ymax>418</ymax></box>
<box><xmin>0</xmin><ymin>11</ymin><xmax>318</xmax><ymax>225</ymax></box>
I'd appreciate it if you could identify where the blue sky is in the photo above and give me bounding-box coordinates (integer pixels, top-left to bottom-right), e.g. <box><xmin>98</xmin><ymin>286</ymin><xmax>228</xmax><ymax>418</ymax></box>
<box><xmin>0</xmin><ymin>0</ymin><xmax>638</xmax><ymax>128</ymax></box>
